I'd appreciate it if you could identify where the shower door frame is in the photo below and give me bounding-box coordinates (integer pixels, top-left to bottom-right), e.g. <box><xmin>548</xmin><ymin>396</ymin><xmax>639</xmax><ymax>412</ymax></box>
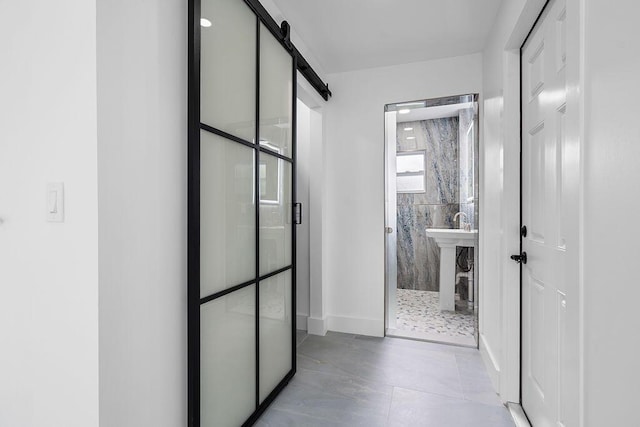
<box><xmin>383</xmin><ymin>94</ymin><xmax>481</xmax><ymax>347</ymax></box>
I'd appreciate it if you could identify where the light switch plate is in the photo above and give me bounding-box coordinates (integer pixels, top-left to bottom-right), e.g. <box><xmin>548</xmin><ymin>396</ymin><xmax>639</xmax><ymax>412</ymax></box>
<box><xmin>46</xmin><ymin>182</ymin><xmax>64</xmax><ymax>222</ymax></box>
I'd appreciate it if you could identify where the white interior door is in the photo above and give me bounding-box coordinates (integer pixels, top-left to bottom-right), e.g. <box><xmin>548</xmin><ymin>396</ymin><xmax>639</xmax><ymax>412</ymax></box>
<box><xmin>521</xmin><ymin>0</ymin><xmax>569</xmax><ymax>425</ymax></box>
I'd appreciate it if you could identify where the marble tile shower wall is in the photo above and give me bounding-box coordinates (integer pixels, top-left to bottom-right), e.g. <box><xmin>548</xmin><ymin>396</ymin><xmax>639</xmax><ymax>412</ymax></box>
<box><xmin>397</xmin><ymin>118</ymin><xmax>459</xmax><ymax>291</ymax></box>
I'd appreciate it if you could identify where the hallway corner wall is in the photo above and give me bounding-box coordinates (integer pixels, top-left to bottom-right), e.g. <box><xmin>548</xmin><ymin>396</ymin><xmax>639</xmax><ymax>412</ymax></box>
<box><xmin>0</xmin><ymin>1</ymin><xmax>100</xmax><ymax>426</ymax></box>
<box><xmin>582</xmin><ymin>1</ymin><xmax>640</xmax><ymax>424</ymax></box>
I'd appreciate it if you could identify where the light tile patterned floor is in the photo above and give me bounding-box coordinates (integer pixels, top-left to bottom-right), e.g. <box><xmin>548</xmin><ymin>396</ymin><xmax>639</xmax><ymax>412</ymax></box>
<box><xmin>258</xmin><ymin>332</ymin><xmax>514</xmax><ymax>427</ymax></box>
<box><xmin>395</xmin><ymin>289</ymin><xmax>476</xmax><ymax>345</ymax></box>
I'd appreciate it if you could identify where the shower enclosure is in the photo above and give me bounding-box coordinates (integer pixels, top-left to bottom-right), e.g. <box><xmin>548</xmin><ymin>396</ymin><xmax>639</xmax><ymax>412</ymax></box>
<box><xmin>384</xmin><ymin>94</ymin><xmax>480</xmax><ymax>347</ymax></box>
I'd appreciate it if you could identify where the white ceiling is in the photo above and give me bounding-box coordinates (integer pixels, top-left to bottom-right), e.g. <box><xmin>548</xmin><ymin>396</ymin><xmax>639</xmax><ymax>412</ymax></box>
<box><xmin>271</xmin><ymin>0</ymin><xmax>503</xmax><ymax>73</ymax></box>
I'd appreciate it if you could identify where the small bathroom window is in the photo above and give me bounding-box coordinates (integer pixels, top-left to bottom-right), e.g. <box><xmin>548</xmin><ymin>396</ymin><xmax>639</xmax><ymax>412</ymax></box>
<box><xmin>396</xmin><ymin>151</ymin><xmax>426</xmax><ymax>193</ymax></box>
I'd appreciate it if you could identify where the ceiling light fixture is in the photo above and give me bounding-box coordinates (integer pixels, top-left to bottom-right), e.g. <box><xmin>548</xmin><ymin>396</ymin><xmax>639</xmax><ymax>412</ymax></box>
<box><xmin>404</xmin><ymin>127</ymin><xmax>413</xmax><ymax>131</ymax></box>
<box><xmin>201</xmin><ymin>18</ymin><xmax>212</xmax><ymax>27</ymax></box>
<box><xmin>406</xmin><ymin>136</ymin><xmax>416</xmax><ymax>140</ymax></box>
<box><xmin>398</xmin><ymin>109</ymin><xmax>411</xmax><ymax>114</ymax></box>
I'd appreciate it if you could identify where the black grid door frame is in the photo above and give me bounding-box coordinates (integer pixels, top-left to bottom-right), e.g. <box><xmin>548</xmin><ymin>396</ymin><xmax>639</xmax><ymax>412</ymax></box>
<box><xmin>188</xmin><ymin>0</ymin><xmax>303</xmax><ymax>425</ymax></box>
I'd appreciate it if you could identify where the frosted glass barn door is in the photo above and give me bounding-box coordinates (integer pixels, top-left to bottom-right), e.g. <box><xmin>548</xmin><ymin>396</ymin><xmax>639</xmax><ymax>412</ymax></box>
<box><xmin>190</xmin><ymin>0</ymin><xmax>296</xmax><ymax>426</ymax></box>
<box><xmin>257</xmin><ymin>22</ymin><xmax>294</xmax><ymax>404</ymax></box>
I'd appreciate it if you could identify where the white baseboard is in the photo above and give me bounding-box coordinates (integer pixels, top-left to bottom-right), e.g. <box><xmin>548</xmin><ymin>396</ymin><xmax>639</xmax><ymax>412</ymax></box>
<box><xmin>307</xmin><ymin>316</ymin><xmax>328</xmax><ymax>336</ymax></box>
<box><xmin>507</xmin><ymin>403</ymin><xmax>531</xmax><ymax>427</ymax></box>
<box><xmin>296</xmin><ymin>314</ymin><xmax>308</xmax><ymax>331</ymax></box>
<box><xmin>479</xmin><ymin>333</ymin><xmax>500</xmax><ymax>391</ymax></box>
<box><xmin>327</xmin><ymin>315</ymin><xmax>384</xmax><ymax>337</ymax></box>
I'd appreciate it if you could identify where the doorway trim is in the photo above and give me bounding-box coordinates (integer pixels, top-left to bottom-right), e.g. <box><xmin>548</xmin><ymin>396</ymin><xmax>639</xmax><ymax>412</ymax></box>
<box><xmin>494</xmin><ymin>1</ymin><xmax>583</xmax><ymax>425</ymax></box>
<box><xmin>296</xmin><ymin>77</ymin><xmax>329</xmax><ymax>336</ymax></box>
<box><xmin>383</xmin><ymin>94</ymin><xmax>481</xmax><ymax>347</ymax></box>
<box><xmin>486</xmin><ymin>0</ymin><xmax>551</xmax><ymax>406</ymax></box>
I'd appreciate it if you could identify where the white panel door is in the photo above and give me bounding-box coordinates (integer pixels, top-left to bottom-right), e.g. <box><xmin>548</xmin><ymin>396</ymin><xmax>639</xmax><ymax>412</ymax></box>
<box><xmin>521</xmin><ymin>0</ymin><xmax>569</xmax><ymax>425</ymax></box>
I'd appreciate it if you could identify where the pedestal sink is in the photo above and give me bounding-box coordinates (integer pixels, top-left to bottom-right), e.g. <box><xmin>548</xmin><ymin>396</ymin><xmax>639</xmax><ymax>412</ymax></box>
<box><xmin>425</xmin><ymin>228</ymin><xmax>478</xmax><ymax>311</ymax></box>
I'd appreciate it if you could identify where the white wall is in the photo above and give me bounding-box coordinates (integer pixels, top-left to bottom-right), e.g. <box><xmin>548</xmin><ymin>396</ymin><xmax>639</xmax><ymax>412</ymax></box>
<box><xmin>323</xmin><ymin>54</ymin><xmax>483</xmax><ymax>336</ymax></box>
<box><xmin>0</xmin><ymin>1</ymin><xmax>100</xmax><ymax>426</ymax></box>
<box><xmin>306</xmin><ymin>99</ymin><xmax>328</xmax><ymax>336</ymax></box>
<box><xmin>582</xmin><ymin>1</ymin><xmax>640</xmax><ymax>424</ymax></box>
<box><xmin>96</xmin><ymin>0</ymin><xmax>187</xmax><ymax>426</ymax></box>
<box><xmin>296</xmin><ymin>99</ymin><xmax>311</xmax><ymax>327</ymax></box>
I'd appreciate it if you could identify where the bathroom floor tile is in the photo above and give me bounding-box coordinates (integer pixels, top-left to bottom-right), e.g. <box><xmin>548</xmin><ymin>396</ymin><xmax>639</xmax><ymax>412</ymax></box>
<box><xmin>387</xmin><ymin>387</ymin><xmax>514</xmax><ymax>427</ymax></box>
<box><xmin>261</xmin><ymin>368</ymin><xmax>392</xmax><ymax>426</ymax></box>
<box><xmin>394</xmin><ymin>289</ymin><xmax>476</xmax><ymax>345</ymax></box>
<box><xmin>296</xmin><ymin>329</ymin><xmax>309</xmax><ymax>347</ymax></box>
<box><xmin>259</xmin><ymin>332</ymin><xmax>513</xmax><ymax>426</ymax></box>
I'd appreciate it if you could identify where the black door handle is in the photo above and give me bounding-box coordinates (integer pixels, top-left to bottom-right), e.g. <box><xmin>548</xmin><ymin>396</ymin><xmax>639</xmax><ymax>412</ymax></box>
<box><xmin>510</xmin><ymin>252</ymin><xmax>527</xmax><ymax>264</ymax></box>
<box><xmin>294</xmin><ymin>202</ymin><xmax>302</xmax><ymax>225</ymax></box>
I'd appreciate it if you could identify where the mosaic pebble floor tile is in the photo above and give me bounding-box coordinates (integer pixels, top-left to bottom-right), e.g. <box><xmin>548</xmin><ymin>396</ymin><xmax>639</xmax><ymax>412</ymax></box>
<box><xmin>395</xmin><ymin>289</ymin><xmax>476</xmax><ymax>344</ymax></box>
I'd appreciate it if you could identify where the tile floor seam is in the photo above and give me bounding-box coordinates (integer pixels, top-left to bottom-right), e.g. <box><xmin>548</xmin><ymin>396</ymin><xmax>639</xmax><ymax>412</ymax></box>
<box><xmin>298</xmin><ymin>348</ymin><xmax>465</xmax><ymax>401</ymax></box>
<box><xmin>296</xmin><ymin>354</ymin><xmax>356</xmax><ymax>379</ymax></box>
<box><xmin>294</xmin><ymin>366</ymin><xmax>394</xmax><ymax>400</ymax></box>
<box><xmin>453</xmin><ymin>352</ymin><xmax>467</xmax><ymax>401</ymax></box>
<box><xmin>264</xmin><ymin>332</ymin><xmax>514</xmax><ymax>426</ymax></box>
<box><xmin>296</xmin><ymin>333</ymin><xmax>309</xmax><ymax>347</ymax></box>
<box><xmin>385</xmin><ymin>386</ymin><xmax>396</xmax><ymax>426</ymax></box>
<box><xmin>387</xmin><ymin>386</ymin><xmax>515</xmax><ymax>427</ymax></box>
<box><xmin>263</xmin><ymin>406</ymin><xmax>342</xmax><ymax>424</ymax></box>
<box><xmin>298</xmin><ymin>361</ymin><xmax>464</xmax><ymax>401</ymax></box>
<box><xmin>386</xmin><ymin>384</ymin><xmax>470</xmax><ymax>403</ymax></box>
<box><xmin>298</xmin><ymin>365</ymin><xmax>398</xmax><ymax>396</ymax></box>
<box><xmin>391</xmin><ymin>384</ymin><xmax>513</xmax><ymax>411</ymax></box>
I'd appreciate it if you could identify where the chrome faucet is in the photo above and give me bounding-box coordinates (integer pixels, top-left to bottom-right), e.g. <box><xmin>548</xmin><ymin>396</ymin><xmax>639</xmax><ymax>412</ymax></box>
<box><xmin>453</xmin><ymin>212</ymin><xmax>468</xmax><ymax>230</ymax></box>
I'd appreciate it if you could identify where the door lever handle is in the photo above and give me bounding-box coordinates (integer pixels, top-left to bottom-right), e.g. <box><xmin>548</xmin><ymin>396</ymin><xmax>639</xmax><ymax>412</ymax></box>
<box><xmin>510</xmin><ymin>252</ymin><xmax>527</xmax><ymax>264</ymax></box>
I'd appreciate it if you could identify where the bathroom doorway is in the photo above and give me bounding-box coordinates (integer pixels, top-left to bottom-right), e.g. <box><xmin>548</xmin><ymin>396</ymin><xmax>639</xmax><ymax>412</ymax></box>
<box><xmin>384</xmin><ymin>94</ymin><xmax>479</xmax><ymax>347</ymax></box>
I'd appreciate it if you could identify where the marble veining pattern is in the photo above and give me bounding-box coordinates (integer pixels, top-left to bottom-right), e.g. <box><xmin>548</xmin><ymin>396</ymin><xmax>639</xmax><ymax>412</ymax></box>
<box><xmin>397</xmin><ymin>118</ymin><xmax>459</xmax><ymax>204</ymax></box>
<box><xmin>396</xmin><ymin>117</ymin><xmax>460</xmax><ymax>291</ymax></box>
<box><xmin>396</xmin><ymin>203</ymin><xmax>459</xmax><ymax>291</ymax></box>
<box><xmin>396</xmin><ymin>289</ymin><xmax>475</xmax><ymax>339</ymax></box>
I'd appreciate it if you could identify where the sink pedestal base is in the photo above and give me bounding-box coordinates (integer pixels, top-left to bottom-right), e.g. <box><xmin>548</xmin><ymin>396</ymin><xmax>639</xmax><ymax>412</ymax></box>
<box><xmin>438</xmin><ymin>243</ymin><xmax>457</xmax><ymax>311</ymax></box>
<box><xmin>425</xmin><ymin>228</ymin><xmax>478</xmax><ymax>312</ymax></box>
